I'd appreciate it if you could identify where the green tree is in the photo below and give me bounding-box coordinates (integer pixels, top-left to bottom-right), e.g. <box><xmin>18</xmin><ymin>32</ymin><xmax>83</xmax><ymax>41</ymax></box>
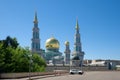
<box><xmin>2</xmin><ymin>36</ymin><xmax>19</xmax><ymax>49</ymax></box>
<box><xmin>32</xmin><ymin>53</ymin><xmax>46</xmax><ymax>72</ymax></box>
<box><xmin>4</xmin><ymin>46</ymin><xmax>15</xmax><ymax>72</ymax></box>
<box><xmin>0</xmin><ymin>43</ymin><xmax>5</xmax><ymax>72</ymax></box>
<box><xmin>11</xmin><ymin>47</ymin><xmax>29</xmax><ymax>72</ymax></box>
<box><xmin>0</xmin><ymin>36</ymin><xmax>46</xmax><ymax>73</ymax></box>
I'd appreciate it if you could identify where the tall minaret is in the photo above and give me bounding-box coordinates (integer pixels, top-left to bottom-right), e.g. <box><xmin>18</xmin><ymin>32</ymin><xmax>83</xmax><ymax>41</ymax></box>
<box><xmin>31</xmin><ymin>12</ymin><xmax>41</xmax><ymax>54</ymax></box>
<box><xmin>64</xmin><ymin>41</ymin><xmax>71</xmax><ymax>64</ymax></box>
<box><xmin>72</xmin><ymin>19</ymin><xmax>84</xmax><ymax>66</ymax></box>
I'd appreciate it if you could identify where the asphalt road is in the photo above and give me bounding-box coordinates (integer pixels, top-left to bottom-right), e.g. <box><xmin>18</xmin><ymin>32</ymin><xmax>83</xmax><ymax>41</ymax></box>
<box><xmin>36</xmin><ymin>71</ymin><xmax>120</xmax><ymax>80</ymax></box>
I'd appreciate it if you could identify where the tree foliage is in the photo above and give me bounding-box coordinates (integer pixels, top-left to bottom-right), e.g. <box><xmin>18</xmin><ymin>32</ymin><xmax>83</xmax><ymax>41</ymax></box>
<box><xmin>1</xmin><ymin>36</ymin><xmax>19</xmax><ymax>49</ymax></box>
<box><xmin>0</xmin><ymin>36</ymin><xmax>46</xmax><ymax>73</ymax></box>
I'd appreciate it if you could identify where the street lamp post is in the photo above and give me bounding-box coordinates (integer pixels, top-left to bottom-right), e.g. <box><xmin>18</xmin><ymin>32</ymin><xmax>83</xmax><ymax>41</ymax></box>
<box><xmin>28</xmin><ymin>53</ymin><xmax>32</xmax><ymax>80</ymax></box>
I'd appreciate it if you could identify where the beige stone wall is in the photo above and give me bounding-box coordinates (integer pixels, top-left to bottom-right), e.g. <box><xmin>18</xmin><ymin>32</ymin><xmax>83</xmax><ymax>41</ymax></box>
<box><xmin>46</xmin><ymin>66</ymin><xmax>109</xmax><ymax>72</ymax></box>
<box><xmin>0</xmin><ymin>72</ymin><xmax>58</xmax><ymax>79</ymax></box>
<box><xmin>0</xmin><ymin>66</ymin><xmax>110</xmax><ymax>79</ymax></box>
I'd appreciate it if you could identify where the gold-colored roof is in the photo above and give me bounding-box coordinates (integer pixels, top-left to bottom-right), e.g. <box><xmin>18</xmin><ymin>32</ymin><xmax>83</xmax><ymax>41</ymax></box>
<box><xmin>76</xmin><ymin>19</ymin><xmax>79</xmax><ymax>30</ymax></box>
<box><xmin>45</xmin><ymin>37</ymin><xmax>59</xmax><ymax>49</ymax></box>
<box><xmin>33</xmin><ymin>11</ymin><xmax>38</xmax><ymax>23</ymax></box>
<box><xmin>65</xmin><ymin>41</ymin><xmax>69</xmax><ymax>45</ymax></box>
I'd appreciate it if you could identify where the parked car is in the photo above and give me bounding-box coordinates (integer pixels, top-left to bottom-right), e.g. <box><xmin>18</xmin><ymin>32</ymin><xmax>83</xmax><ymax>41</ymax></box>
<box><xmin>69</xmin><ymin>69</ymin><xmax>83</xmax><ymax>75</ymax></box>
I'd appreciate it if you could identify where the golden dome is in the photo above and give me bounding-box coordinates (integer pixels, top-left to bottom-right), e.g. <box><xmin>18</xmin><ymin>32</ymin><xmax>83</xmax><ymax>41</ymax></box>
<box><xmin>65</xmin><ymin>41</ymin><xmax>69</xmax><ymax>45</ymax></box>
<box><xmin>45</xmin><ymin>37</ymin><xmax>60</xmax><ymax>49</ymax></box>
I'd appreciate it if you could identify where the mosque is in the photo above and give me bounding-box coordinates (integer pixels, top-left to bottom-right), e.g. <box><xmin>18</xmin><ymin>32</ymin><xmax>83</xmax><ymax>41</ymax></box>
<box><xmin>31</xmin><ymin>12</ymin><xmax>85</xmax><ymax>66</ymax></box>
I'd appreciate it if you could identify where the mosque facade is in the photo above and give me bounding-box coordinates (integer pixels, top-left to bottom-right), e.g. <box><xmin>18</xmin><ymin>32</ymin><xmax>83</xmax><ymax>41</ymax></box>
<box><xmin>31</xmin><ymin>12</ymin><xmax>85</xmax><ymax>66</ymax></box>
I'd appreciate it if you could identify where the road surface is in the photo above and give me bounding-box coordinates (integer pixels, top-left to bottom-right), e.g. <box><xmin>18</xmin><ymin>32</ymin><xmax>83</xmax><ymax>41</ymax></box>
<box><xmin>36</xmin><ymin>71</ymin><xmax>120</xmax><ymax>80</ymax></box>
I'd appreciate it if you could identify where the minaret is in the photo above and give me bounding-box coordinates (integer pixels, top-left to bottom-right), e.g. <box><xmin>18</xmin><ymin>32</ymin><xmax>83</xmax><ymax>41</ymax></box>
<box><xmin>74</xmin><ymin>19</ymin><xmax>81</xmax><ymax>53</ymax></box>
<box><xmin>64</xmin><ymin>41</ymin><xmax>71</xmax><ymax>64</ymax></box>
<box><xmin>31</xmin><ymin>11</ymin><xmax>41</xmax><ymax>54</ymax></box>
<box><xmin>72</xmin><ymin>19</ymin><xmax>84</xmax><ymax>66</ymax></box>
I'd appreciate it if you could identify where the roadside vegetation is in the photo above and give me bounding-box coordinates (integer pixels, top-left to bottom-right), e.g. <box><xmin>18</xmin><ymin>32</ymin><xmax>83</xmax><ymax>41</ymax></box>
<box><xmin>0</xmin><ymin>36</ymin><xmax>46</xmax><ymax>73</ymax></box>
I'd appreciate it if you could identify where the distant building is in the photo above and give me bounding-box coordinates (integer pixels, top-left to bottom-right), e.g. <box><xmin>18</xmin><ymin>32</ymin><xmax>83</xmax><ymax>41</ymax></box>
<box><xmin>31</xmin><ymin>12</ymin><xmax>85</xmax><ymax>66</ymax></box>
<box><xmin>83</xmin><ymin>59</ymin><xmax>92</xmax><ymax>65</ymax></box>
<box><xmin>84</xmin><ymin>59</ymin><xmax>120</xmax><ymax>70</ymax></box>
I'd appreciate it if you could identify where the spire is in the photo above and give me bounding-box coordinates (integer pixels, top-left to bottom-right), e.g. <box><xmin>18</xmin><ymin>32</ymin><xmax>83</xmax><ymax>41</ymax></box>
<box><xmin>33</xmin><ymin>11</ymin><xmax>38</xmax><ymax>23</ymax></box>
<box><xmin>76</xmin><ymin>18</ymin><xmax>79</xmax><ymax>30</ymax></box>
<box><xmin>51</xmin><ymin>34</ymin><xmax>54</xmax><ymax>38</ymax></box>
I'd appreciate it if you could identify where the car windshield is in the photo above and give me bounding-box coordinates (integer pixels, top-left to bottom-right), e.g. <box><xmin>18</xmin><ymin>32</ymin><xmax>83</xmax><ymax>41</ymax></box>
<box><xmin>71</xmin><ymin>69</ymin><xmax>78</xmax><ymax>71</ymax></box>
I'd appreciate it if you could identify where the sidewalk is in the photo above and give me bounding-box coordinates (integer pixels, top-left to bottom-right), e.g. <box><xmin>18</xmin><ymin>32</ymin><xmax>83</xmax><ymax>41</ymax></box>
<box><xmin>1</xmin><ymin>73</ymin><xmax>67</xmax><ymax>80</ymax></box>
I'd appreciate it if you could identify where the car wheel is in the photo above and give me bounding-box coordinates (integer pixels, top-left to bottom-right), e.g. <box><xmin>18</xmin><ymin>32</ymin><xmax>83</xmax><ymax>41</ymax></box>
<box><xmin>79</xmin><ymin>72</ymin><xmax>83</xmax><ymax>75</ymax></box>
<box><xmin>70</xmin><ymin>72</ymin><xmax>74</xmax><ymax>74</ymax></box>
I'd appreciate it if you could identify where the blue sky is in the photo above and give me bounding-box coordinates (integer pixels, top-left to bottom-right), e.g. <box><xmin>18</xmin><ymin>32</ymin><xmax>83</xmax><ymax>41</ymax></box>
<box><xmin>0</xmin><ymin>0</ymin><xmax>120</xmax><ymax>60</ymax></box>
